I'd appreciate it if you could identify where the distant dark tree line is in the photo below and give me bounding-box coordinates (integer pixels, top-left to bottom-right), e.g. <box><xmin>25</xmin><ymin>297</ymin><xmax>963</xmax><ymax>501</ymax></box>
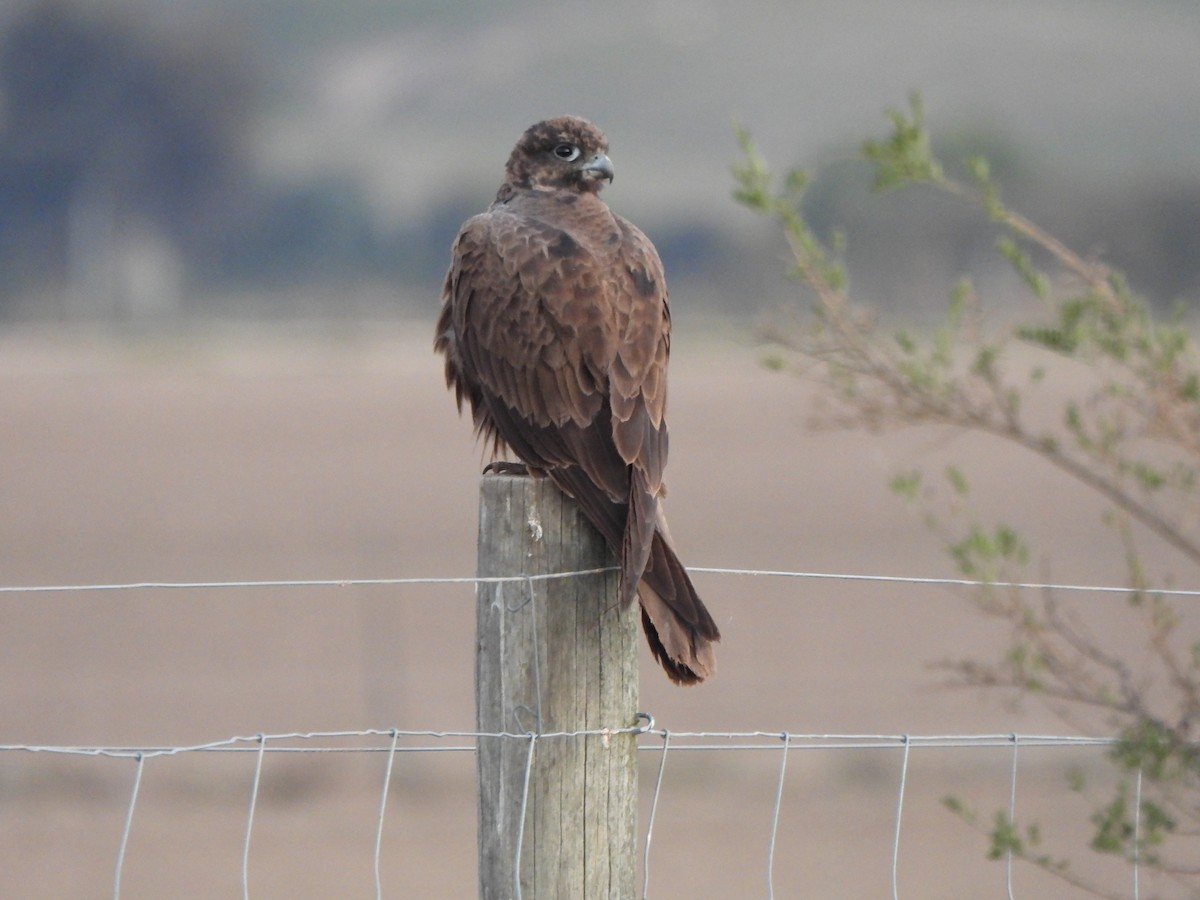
<box><xmin>0</xmin><ymin>1</ymin><xmax>254</xmax><ymax>312</ymax></box>
<box><xmin>0</xmin><ymin>0</ymin><xmax>747</xmax><ymax>321</ymax></box>
<box><xmin>0</xmin><ymin>1</ymin><xmax>430</xmax><ymax>318</ymax></box>
<box><xmin>1</xmin><ymin>1</ymin><xmax>1195</xmax><ymax>319</ymax></box>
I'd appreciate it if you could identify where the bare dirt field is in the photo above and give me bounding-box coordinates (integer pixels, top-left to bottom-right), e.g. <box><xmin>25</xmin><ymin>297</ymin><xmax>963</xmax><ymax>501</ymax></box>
<box><xmin>1</xmin><ymin>321</ymin><xmax>1195</xmax><ymax>897</ymax></box>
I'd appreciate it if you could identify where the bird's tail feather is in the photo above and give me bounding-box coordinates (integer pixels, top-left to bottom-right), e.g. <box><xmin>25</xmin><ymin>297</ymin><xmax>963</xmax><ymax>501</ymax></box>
<box><xmin>637</xmin><ymin>531</ymin><xmax>720</xmax><ymax>685</ymax></box>
<box><xmin>621</xmin><ymin>469</ymin><xmax>659</xmax><ymax>608</ymax></box>
<box><xmin>544</xmin><ymin>464</ymin><xmax>719</xmax><ymax>684</ymax></box>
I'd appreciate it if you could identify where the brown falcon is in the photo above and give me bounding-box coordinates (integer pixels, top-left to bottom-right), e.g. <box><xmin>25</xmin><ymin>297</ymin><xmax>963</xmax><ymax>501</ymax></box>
<box><xmin>435</xmin><ymin>116</ymin><xmax>719</xmax><ymax>684</ymax></box>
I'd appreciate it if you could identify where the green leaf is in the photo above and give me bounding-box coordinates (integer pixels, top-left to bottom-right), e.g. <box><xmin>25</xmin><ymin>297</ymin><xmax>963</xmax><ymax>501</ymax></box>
<box><xmin>988</xmin><ymin>811</ymin><xmax>1023</xmax><ymax>860</ymax></box>
<box><xmin>944</xmin><ymin>465</ymin><xmax>970</xmax><ymax>496</ymax></box>
<box><xmin>862</xmin><ymin>93</ymin><xmax>943</xmax><ymax>191</ymax></box>
<box><xmin>1090</xmin><ymin>788</ymin><xmax>1132</xmax><ymax>854</ymax></box>
<box><xmin>942</xmin><ymin>794</ymin><xmax>975</xmax><ymax>823</ymax></box>
<box><xmin>890</xmin><ymin>470</ymin><xmax>923</xmax><ymax>501</ymax></box>
<box><xmin>730</xmin><ymin>124</ymin><xmax>775</xmax><ymax>211</ymax></box>
<box><xmin>972</xmin><ymin>345</ymin><xmax>998</xmax><ymax>379</ymax></box>
<box><xmin>968</xmin><ymin>155</ymin><xmax>1006</xmax><ymax>219</ymax></box>
<box><xmin>784</xmin><ymin>166</ymin><xmax>809</xmax><ymax>194</ymax></box>
<box><xmin>997</xmin><ymin>236</ymin><xmax>1049</xmax><ymax>299</ymax></box>
<box><xmin>1131</xmin><ymin>461</ymin><xmax>1166</xmax><ymax>491</ymax></box>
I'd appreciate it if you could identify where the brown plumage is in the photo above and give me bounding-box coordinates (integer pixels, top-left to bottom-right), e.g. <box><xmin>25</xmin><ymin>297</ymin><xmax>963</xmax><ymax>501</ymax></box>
<box><xmin>434</xmin><ymin>116</ymin><xmax>720</xmax><ymax>684</ymax></box>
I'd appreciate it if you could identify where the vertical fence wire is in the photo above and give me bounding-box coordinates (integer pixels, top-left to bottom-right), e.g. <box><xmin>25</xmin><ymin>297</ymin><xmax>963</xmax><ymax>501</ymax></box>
<box><xmin>891</xmin><ymin>735</ymin><xmax>912</xmax><ymax>900</ymax></box>
<box><xmin>242</xmin><ymin>734</ymin><xmax>266</xmax><ymax>900</ymax></box>
<box><xmin>766</xmin><ymin>732</ymin><xmax>791</xmax><ymax>899</ymax></box>
<box><xmin>641</xmin><ymin>729</ymin><xmax>670</xmax><ymax>900</ymax></box>
<box><xmin>112</xmin><ymin>752</ymin><xmax>145</xmax><ymax>900</ymax></box>
<box><xmin>1132</xmin><ymin>767</ymin><xmax>1143</xmax><ymax>900</ymax></box>
<box><xmin>512</xmin><ymin>733</ymin><xmax>538</xmax><ymax>900</ymax></box>
<box><xmin>1006</xmin><ymin>733</ymin><xmax>1020</xmax><ymax>900</ymax></box>
<box><xmin>373</xmin><ymin>728</ymin><xmax>400</xmax><ymax>900</ymax></box>
<box><xmin>505</xmin><ymin>577</ymin><xmax>544</xmax><ymax>736</ymax></box>
<box><xmin>525</xmin><ymin>577</ymin><xmax>543</xmax><ymax>734</ymax></box>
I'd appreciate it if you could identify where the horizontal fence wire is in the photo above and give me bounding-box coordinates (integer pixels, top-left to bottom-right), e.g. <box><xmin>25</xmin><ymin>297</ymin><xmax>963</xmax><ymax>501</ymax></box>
<box><xmin>0</xmin><ymin>728</ymin><xmax>1124</xmax><ymax>758</ymax></box>
<box><xmin>1</xmin><ymin>567</ymin><xmax>1198</xmax><ymax>597</ymax></box>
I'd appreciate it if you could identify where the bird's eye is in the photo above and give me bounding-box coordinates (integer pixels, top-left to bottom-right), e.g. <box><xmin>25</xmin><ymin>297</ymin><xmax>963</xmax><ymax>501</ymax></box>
<box><xmin>553</xmin><ymin>143</ymin><xmax>581</xmax><ymax>161</ymax></box>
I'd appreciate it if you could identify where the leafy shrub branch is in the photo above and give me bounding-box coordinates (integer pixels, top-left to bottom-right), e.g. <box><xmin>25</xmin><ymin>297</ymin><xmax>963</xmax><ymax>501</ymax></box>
<box><xmin>734</xmin><ymin>95</ymin><xmax>1200</xmax><ymax>896</ymax></box>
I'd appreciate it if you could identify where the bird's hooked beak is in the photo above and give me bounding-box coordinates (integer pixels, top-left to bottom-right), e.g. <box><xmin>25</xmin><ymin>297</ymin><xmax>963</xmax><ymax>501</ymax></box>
<box><xmin>580</xmin><ymin>152</ymin><xmax>615</xmax><ymax>185</ymax></box>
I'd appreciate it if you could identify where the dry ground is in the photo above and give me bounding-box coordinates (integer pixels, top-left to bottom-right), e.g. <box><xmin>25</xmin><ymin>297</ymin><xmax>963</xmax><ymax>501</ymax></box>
<box><xmin>1</xmin><ymin>322</ymin><xmax>1195</xmax><ymax>897</ymax></box>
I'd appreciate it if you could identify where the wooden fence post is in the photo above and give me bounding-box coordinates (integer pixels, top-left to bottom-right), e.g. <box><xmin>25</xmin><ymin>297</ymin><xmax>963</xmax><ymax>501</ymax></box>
<box><xmin>475</xmin><ymin>474</ymin><xmax>639</xmax><ymax>900</ymax></box>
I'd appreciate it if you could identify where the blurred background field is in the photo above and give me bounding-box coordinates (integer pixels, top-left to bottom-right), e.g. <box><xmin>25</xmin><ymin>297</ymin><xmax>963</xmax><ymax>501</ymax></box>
<box><xmin>2</xmin><ymin>1</ymin><xmax>1199</xmax><ymax>896</ymax></box>
<box><xmin>5</xmin><ymin>327</ymin><xmax>1191</xmax><ymax>897</ymax></box>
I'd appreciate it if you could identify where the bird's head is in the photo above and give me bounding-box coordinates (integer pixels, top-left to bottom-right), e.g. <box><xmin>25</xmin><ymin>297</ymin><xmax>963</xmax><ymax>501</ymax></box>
<box><xmin>504</xmin><ymin>116</ymin><xmax>614</xmax><ymax>194</ymax></box>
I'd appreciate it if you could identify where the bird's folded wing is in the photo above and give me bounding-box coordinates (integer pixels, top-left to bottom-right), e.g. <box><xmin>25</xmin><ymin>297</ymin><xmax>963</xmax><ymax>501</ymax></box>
<box><xmin>440</xmin><ymin>209</ymin><xmax>671</xmax><ymax>505</ymax></box>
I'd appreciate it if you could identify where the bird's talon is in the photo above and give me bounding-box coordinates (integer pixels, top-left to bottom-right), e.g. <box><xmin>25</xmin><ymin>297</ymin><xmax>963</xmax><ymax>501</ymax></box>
<box><xmin>483</xmin><ymin>461</ymin><xmax>530</xmax><ymax>476</ymax></box>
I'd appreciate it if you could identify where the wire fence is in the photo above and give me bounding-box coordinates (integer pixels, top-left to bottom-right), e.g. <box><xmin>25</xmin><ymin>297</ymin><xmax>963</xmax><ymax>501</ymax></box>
<box><xmin>5</xmin><ymin>567</ymin><xmax>1200</xmax><ymax>596</ymax></box>
<box><xmin>2</xmin><ymin>566</ymin><xmax>1194</xmax><ymax>898</ymax></box>
<box><xmin>0</xmin><ymin>725</ymin><xmax>1133</xmax><ymax>900</ymax></box>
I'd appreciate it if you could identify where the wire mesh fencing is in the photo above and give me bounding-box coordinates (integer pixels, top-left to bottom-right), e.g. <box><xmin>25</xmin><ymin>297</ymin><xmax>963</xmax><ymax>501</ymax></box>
<box><xmin>2</xmin><ymin>568</ymin><xmax>1194</xmax><ymax>898</ymax></box>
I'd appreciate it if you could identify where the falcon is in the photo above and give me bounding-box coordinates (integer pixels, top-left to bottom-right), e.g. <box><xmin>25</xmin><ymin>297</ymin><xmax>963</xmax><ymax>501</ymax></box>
<box><xmin>435</xmin><ymin>116</ymin><xmax>719</xmax><ymax>684</ymax></box>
